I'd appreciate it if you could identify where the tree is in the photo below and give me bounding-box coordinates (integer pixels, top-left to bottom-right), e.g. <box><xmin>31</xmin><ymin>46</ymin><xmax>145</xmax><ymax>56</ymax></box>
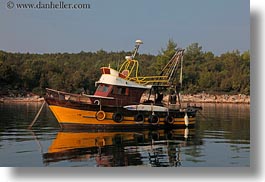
<box><xmin>184</xmin><ymin>43</ymin><xmax>204</xmax><ymax>65</ymax></box>
<box><xmin>151</xmin><ymin>39</ymin><xmax>178</xmax><ymax>75</ymax></box>
<box><xmin>0</xmin><ymin>44</ymin><xmax>250</xmax><ymax>95</ymax></box>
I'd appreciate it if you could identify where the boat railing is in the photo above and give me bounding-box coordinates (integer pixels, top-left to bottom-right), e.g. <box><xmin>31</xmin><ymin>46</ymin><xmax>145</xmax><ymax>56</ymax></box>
<box><xmin>46</xmin><ymin>88</ymin><xmax>141</xmax><ymax>106</ymax></box>
<box><xmin>46</xmin><ymin>88</ymin><xmax>92</xmax><ymax>103</ymax></box>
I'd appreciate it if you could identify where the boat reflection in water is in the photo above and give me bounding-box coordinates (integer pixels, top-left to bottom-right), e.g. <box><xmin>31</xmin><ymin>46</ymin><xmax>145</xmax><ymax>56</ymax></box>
<box><xmin>43</xmin><ymin>128</ymin><xmax>202</xmax><ymax>167</ymax></box>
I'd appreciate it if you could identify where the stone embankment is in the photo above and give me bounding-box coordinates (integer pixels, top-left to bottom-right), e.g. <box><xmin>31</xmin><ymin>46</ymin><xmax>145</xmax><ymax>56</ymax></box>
<box><xmin>141</xmin><ymin>93</ymin><xmax>250</xmax><ymax>104</ymax></box>
<box><xmin>1</xmin><ymin>93</ymin><xmax>250</xmax><ymax>104</ymax></box>
<box><xmin>0</xmin><ymin>95</ymin><xmax>44</xmax><ymax>103</ymax></box>
<box><xmin>178</xmin><ymin>93</ymin><xmax>250</xmax><ymax>104</ymax></box>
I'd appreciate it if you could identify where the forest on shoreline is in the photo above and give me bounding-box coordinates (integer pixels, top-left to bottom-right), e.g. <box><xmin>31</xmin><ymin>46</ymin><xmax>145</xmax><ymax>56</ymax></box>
<box><xmin>0</xmin><ymin>40</ymin><xmax>250</xmax><ymax>97</ymax></box>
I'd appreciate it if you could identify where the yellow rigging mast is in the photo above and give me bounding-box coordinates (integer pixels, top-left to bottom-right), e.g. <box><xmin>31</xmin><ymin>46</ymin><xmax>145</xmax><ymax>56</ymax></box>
<box><xmin>118</xmin><ymin>40</ymin><xmax>184</xmax><ymax>88</ymax></box>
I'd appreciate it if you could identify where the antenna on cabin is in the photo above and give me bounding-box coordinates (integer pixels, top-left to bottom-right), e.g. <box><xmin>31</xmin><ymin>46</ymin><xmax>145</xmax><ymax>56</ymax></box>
<box><xmin>131</xmin><ymin>40</ymin><xmax>143</xmax><ymax>59</ymax></box>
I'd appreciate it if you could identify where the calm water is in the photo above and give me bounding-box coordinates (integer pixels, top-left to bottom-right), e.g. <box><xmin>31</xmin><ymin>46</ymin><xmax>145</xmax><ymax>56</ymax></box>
<box><xmin>0</xmin><ymin>103</ymin><xmax>250</xmax><ymax>167</ymax></box>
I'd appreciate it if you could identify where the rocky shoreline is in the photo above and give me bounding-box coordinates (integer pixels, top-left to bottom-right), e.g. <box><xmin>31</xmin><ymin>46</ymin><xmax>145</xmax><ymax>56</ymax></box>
<box><xmin>0</xmin><ymin>95</ymin><xmax>44</xmax><ymax>103</ymax></box>
<box><xmin>144</xmin><ymin>93</ymin><xmax>250</xmax><ymax>104</ymax></box>
<box><xmin>0</xmin><ymin>93</ymin><xmax>250</xmax><ymax>104</ymax></box>
<box><xmin>176</xmin><ymin>93</ymin><xmax>250</xmax><ymax>104</ymax></box>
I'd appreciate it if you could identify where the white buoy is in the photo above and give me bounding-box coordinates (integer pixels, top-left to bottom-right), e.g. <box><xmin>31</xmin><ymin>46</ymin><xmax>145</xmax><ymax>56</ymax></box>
<box><xmin>184</xmin><ymin>127</ymin><xmax>189</xmax><ymax>139</ymax></box>
<box><xmin>184</xmin><ymin>112</ymin><xmax>189</xmax><ymax>127</ymax></box>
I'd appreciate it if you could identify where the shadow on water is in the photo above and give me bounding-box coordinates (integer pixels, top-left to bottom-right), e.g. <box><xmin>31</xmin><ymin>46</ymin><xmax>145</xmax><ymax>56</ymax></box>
<box><xmin>0</xmin><ymin>102</ymin><xmax>59</xmax><ymax>130</ymax></box>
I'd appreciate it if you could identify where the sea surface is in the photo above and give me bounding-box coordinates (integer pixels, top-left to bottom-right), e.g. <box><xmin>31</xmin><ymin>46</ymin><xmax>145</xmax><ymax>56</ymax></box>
<box><xmin>0</xmin><ymin>102</ymin><xmax>250</xmax><ymax>167</ymax></box>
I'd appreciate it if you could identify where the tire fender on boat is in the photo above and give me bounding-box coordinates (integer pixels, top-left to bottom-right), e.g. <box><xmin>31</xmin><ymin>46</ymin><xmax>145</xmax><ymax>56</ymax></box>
<box><xmin>165</xmin><ymin>115</ymin><xmax>174</xmax><ymax>125</ymax></box>
<box><xmin>112</xmin><ymin>112</ymin><xmax>124</xmax><ymax>123</ymax></box>
<box><xmin>134</xmin><ymin>113</ymin><xmax>145</xmax><ymax>123</ymax></box>
<box><xmin>148</xmin><ymin>114</ymin><xmax>159</xmax><ymax>125</ymax></box>
<box><xmin>96</xmin><ymin>110</ymin><xmax>106</xmax><ymax>121</ymax></box>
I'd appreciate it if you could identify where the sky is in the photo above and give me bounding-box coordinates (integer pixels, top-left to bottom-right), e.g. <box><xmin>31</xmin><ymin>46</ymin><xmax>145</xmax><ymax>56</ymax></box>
<box><xmin>0</xmin><ymin>0</ymin><xmax>250</xmax><ymax>55</ymax></box>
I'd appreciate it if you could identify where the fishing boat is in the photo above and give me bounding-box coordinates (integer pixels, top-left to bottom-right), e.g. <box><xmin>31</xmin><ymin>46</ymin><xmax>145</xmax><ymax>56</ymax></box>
<box><xmin>44</xmin><ymin>40</ymin><xmax>201</xmax><ymax>130</ymax></box>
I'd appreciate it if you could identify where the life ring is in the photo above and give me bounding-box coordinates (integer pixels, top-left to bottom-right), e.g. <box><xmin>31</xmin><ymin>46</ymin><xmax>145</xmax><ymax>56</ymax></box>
<box><xmin>148</xmin><ymin>114</ymin><xmax>159</xmax><ymax>125</ymax></box>
<box><xmin>95</xmin><ymin>110</ymin><xmax>106</xmax><ymax>121</ymax></box>
<box><xmin>165</xmin><ymin>115</ymin><xmax>174</xmax><ymax>125</ymax></box>
<box><xmin>134</xmin><ymin>113</ymin><xmax>145</xmax><ymax>123</ymax></box>
<box><xmin>112</xmin><ymin>112</ymin><xmax>123</xmax><ymax>123</ymax></box>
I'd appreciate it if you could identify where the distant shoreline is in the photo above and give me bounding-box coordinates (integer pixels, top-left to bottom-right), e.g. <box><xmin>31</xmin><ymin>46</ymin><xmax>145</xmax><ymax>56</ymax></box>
<box><xmin>1</xmin><ymin>93</ymin><xmax>250</xmax><ymax>104</ymax></box>
<box><xmin>144</xmin><ymin>93</ymin><xmax>250</xmax><ymax>105</ymax></box>
<box><xmin>178</xmin><ymin>93</ymin><xmax>250</xmax><ymax>104</ymax></box>
<box><xmin>0</xmin><ymin>96</ymin><xmax>44</xmax><ymax>103</ymax></box>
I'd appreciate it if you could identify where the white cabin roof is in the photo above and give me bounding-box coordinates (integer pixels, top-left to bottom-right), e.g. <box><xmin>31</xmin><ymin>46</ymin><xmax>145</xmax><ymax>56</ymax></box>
<box><xmin>96</xmin><ymin>74</ymin><xmax>152</xmax><ymax>89</ymax></box>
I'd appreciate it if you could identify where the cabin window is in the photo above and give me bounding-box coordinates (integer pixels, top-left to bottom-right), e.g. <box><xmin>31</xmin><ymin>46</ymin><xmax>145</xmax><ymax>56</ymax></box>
<box><xmin>114</xmin><ymin>87</ymin><xmax>129</xmax><ymax>96</ymax></box>
<box><xmin>96</xmin><ymin>84</ymin><xmax>109</xmax><ymax>93</ymax></box>
<box><xmin>118</xmin><ymin>87</ymin><xmax>125</xmax><ymax>95</ymax></box>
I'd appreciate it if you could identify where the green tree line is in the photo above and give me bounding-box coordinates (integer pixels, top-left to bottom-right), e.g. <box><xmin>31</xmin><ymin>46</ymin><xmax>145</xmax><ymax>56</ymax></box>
<box><xmin>0</xmin><ymin>41</ymin><xmax>250</xmax><ymax>96</ymax></box>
